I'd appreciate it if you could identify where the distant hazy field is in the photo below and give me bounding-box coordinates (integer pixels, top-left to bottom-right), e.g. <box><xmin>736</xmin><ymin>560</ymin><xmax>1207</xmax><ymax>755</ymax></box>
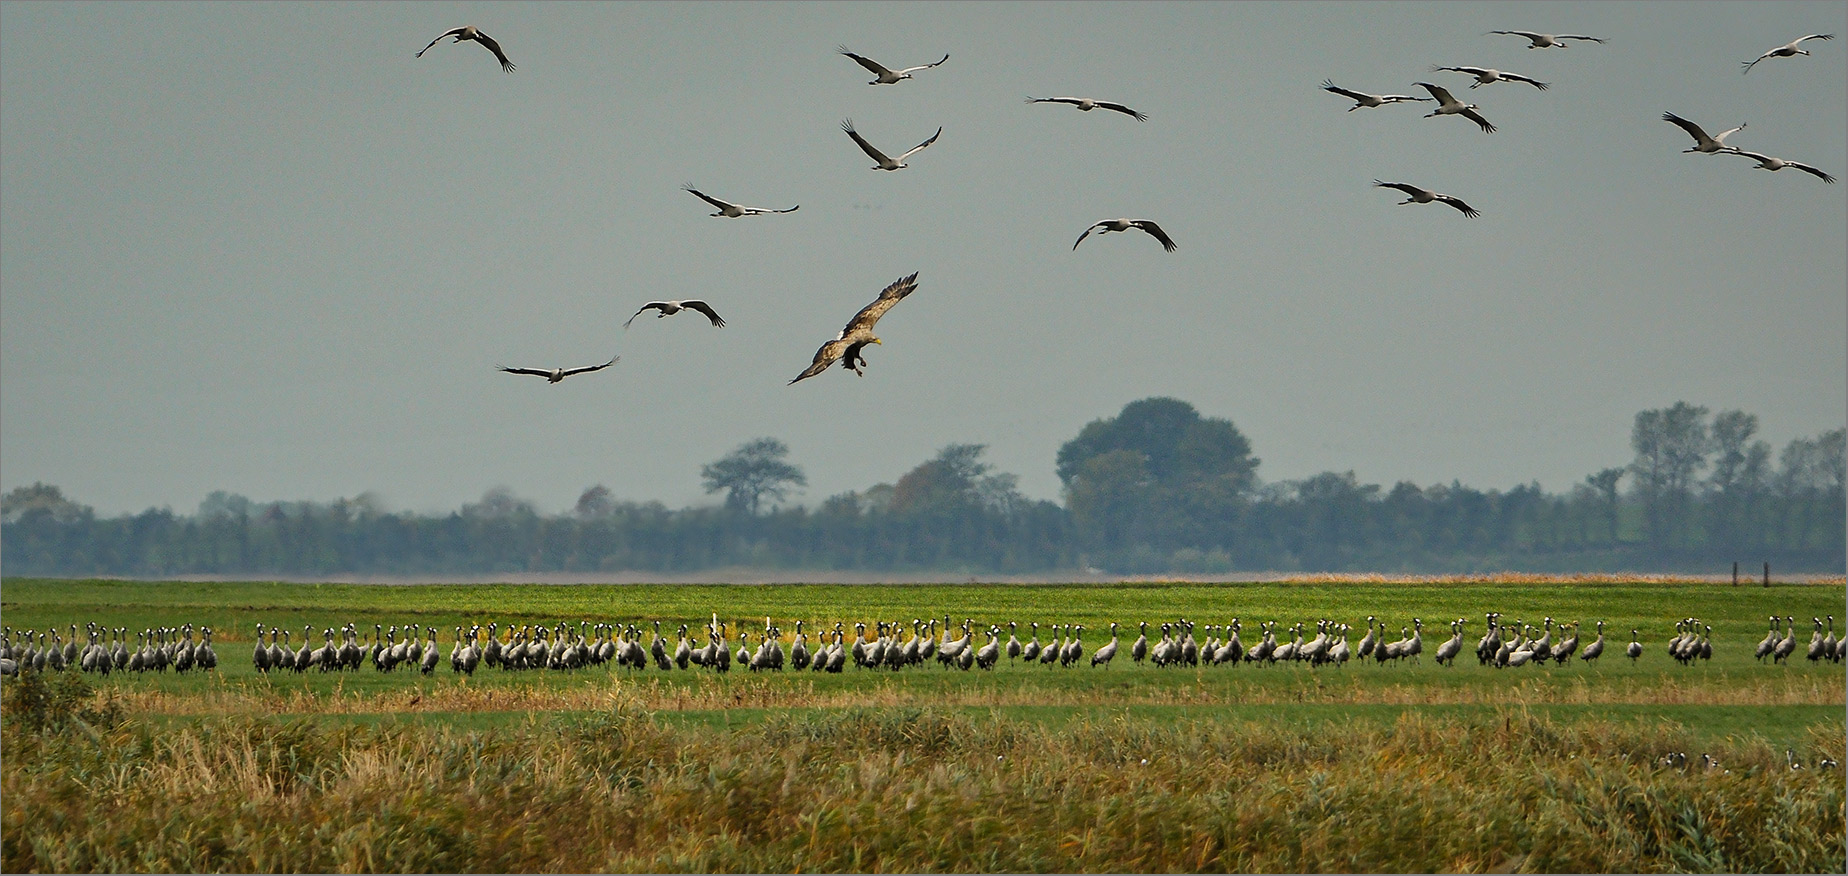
<box><xmin>3</xmin><ymin>576</ymin><xmax>1843</xmax><ymax>872</ymax></box>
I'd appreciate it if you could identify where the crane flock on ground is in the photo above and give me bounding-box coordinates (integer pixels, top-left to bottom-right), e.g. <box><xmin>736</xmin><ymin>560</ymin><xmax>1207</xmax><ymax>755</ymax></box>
<box><xmin>4</xmin><ymin>612</ymin><xmax>1843</xmax><ymax>678</ymax></box>
<box><xmin>0</xmin><ymin>623</ymin><xmax>217</xmax><ymax>677</ymax></box>
<box><xmin>438</xmin><ymin>21</ymin><xmax>1835</xmax><ymax>391</ymax></box>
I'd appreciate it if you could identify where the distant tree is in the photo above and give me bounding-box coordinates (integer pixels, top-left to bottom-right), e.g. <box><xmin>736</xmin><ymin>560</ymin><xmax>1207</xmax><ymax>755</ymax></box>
<box><xmin>819</xmin><ymin>492</ymin><xmax>863</xmax><ymax>518</ymax></box>
<box><xmin>1293</xmin><ymin>470</ymin><xmax>1382</xmax><ymax>563</ymax></box>
<box><xmin>860</xmin><ymin>483</ymin><xmax>896</xmax><ymax>513</ymax></box>
<box><xmin>1064</xmin><ymin>449</ymin><xmax>1153</xmax><ymax>550</ymax></box>
<box><xmin>701</xmin><ymin>438</ymin><xmax>806</xmax><ymax>515</ymax></box>
<box><xmin>575</xmin><ymin>484</ymin><xmax>616</xmax><ymax>518</ymax></box>
<box><xmin>1705</xmin><ymin>410</ymin><xmax>1770</xmax><ymax>549</ymax></box>
<box><xmin>890</xmin><ymin>444</ymin><xmax>1022</xmax><ymax>514</ymax></box>
<box><xmin>1057</xmin><ymin>397</ymin><xmax>1258</xmax><ymax>490</ymax></box>
<box><xmin>1381</xmin><ymin>481</ymin><xmax>1429</xmax><ymax>549</ymax></box>
<box><xmin>1629</xmin><ymin>402</ymin><xmax>1711</xmax><ymax>547</ymax></box>
<box><xmin>464</xmin><ymin>486</ymin><xmax>536</xmax><ymax>519</ymax></box>
<box><xmin>1775</xmin><ymin>429</ymin><xmax>1847</xmax><ymax>549</ymax></box>
<box><xmin>1584</xmin><ymin>467</ymin><xmax>1625</xmax><ymax>545</ymax></box>
<box><xmin>341</xmin><ymin>492</ymin><xmax>387</xmax><ymax>519</ymax></box>
<box><xmin>1057</xmin><ymin>397</ymin><xmax>1258</xmax><ymax>556</ymax></box>
<box><xmin>196</xmin><ymin>490</ymin><xmax>253</xmax><ymax>520</ymax></box>
<box><xmin>1</xmin><ymin>483</ymin><xmax>92</xmax><ymax>525</ymax></box>
<box><xmin>1820</xmin><ymin>427</ymin><xmax>1847</xmax><ymax>497</ymax></box>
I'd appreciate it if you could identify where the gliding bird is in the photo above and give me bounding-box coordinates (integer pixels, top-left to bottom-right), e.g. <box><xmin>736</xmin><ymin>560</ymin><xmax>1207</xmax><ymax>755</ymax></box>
<box><xmin>1073</xmin><ymin>219</ymin><xmax>1177</xmax><ymax>252</ymax></box>
<box><xmin>1742</xmin><ymin>34</ymin><xmax>1834</xmax><ymax>74</ymax></box>
<box><xmin>1432</xmin><ymin>65</ymin><xmax>1549</xmax><ymax>90</ymax></box>
<box><xmin>1489</xmin><ymin>30</ymin><xmax>1605</xmax><ymax>48</ymax></box>
<box><xmin>838</xmin><ymin>46</ymin><xmax>948</xmax><ymax>85</ymax></box>
<box><xmin>1661</xmin><ymin>113</ymin><xmax>1746</xmax><ymax>154</ymax></box>
<box><xmin>415</xmin><ymin>25</ymin><xmax>515</xmax><ymax>72</ymax></box>
<box><xmin>497</xmin><ymin>355</ymin><xmax>618</xmax><ymax>384</ymax></box>
<box><xmin>682</xmin><ymin>186</ymin><xmax>797</xmax><ymax>217</ymax></box>
<box><xmin>841</xmin><ymin>119</ymin><xmax>941</xmax><ymax>171</ymax></box>
<box><xmin>1320</xmin><ymin>80</ymin><xmax>1433</xmax><ymax>111</ymax></box>
<box><xmin>1723</xmin><ymin>149</ymin><xmax>1837</xmax><ymax>183</ymax></box>
<box><xmin>1026</xmin><ymin>96</ymin><xmax>1148</xmax><ymax>121</ymax></box>
<box><xmin>789</xmin><ymin>272</ymin><xmax>920</xmax><ymax>384</ymax></box>
<box><xmin>1373</xmin><ymin>181</ymin><xmax>1481</xmax><ymax>217</ymax></box>
<box><xmin>1415</xmin><ymin>82</ymin><xmax>1496</xmax><ymax>133</ymax></box>
<box><xmin>624</xmin><ymin>300</ymin><xmax>727</xmax><ymax>328</ymax></box>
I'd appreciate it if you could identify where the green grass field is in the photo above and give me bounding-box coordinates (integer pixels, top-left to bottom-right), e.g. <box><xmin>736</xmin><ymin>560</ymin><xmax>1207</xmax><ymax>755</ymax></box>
<box><xmin>3</xmin><ymin>577</ymin><xmax>1844</xmax><ymax>872</ymax></box>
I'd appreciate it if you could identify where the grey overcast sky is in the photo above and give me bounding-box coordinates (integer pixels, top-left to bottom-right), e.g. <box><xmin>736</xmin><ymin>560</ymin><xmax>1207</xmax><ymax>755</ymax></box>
<box><xmin>3</xmin><ymin>1</ymin><xmax>1844</xmax><ymax>517</ymax></box>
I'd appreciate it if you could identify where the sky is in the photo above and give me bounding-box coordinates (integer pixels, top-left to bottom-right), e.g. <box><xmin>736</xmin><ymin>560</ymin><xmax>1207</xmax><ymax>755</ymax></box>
<box><xmin>2</xmin><ymin>1</ymin><xmax>1844</xmax><ymax>518</ymax></box>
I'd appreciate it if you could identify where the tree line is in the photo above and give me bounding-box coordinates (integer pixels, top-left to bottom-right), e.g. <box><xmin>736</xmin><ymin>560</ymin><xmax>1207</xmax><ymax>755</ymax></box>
<box><xmin>4</xmin><ymin>399</ymin><xmax>1841</xmax><ymax>576</ymax></box>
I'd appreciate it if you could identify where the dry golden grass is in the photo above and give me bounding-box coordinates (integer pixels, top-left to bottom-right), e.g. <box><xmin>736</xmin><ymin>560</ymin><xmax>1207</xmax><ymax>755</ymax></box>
<box><xmin>93</xmin><ymin>669</ymin><xmax>1842</xmax><ymax>717</ymax></box>
<box><xmin>5</xmin><ymin>688</ymin><xmax>1842</xmax><ymax>873</ymax></box>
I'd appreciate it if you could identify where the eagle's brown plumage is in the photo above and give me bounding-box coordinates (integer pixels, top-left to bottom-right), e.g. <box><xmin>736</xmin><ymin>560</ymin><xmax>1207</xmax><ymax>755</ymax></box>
<box><xmin>789</xmin><ymin>273</ymin><xmax>919</xmax><ymax>384</ymax></box>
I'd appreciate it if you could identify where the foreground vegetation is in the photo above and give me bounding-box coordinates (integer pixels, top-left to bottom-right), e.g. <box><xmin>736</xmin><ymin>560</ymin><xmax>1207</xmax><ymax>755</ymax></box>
<box><xmin>3</xmin><ymin>671</ymin><xmax>1842</xmax><ymax>873</ymax></box>
<box><xmin>3</xmin><ymin>577</ymin><xmax>1843</xmax><ymax>872</ymax></box>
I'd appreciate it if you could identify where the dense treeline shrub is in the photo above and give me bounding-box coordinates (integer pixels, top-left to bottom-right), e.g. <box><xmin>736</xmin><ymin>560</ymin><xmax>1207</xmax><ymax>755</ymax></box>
<box><xmin>4</xmin><ymin>401</ymin><xmax>1841</xmax><ymax>575</ymax></box>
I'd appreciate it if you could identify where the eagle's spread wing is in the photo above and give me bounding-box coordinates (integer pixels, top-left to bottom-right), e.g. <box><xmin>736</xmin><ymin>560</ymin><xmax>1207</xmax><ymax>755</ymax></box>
<box><xmin>791</xmin><ymin>338</ymin><xmax>853</xmax><ymax>384</ymax></box>
<box><xmin>842</xmin><ymin>272</ymin><xmax>920</xmax><ymax>336</ymax></box>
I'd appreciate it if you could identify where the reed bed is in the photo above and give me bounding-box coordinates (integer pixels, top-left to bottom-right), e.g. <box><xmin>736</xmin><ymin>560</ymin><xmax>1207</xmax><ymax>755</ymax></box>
<box><xmin>4</xmin><ymin>678</ymin><xmax>1842</xmax><ymax>873</ymax></box>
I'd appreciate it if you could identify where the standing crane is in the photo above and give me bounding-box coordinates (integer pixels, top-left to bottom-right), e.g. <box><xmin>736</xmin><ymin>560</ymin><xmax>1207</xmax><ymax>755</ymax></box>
<box><xmin>1772</xmin><ymin>616</ymin><xmax>1798</xmax><ymax>664</ymax></box>
<box><xmin>1434</xmin><ymin>619</ymin><xmax>1464</xmax><ymax>666</ymax></box>
<box><xmin>1091</xmin><ymin>622</ymin><xmax>1120</xmax><ymax>668</ymax></box>
<box><xmin>1579</xmin><ymin>621</ymin><xmax>1606</xmax><ymax>663</ymax></box>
